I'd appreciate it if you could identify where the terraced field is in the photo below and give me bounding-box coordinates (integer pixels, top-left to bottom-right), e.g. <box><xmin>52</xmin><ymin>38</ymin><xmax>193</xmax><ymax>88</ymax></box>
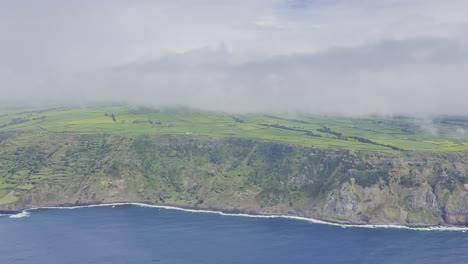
<box><xmin>1</xmin><ymin>105</ymin><xmax>468</xmax><ymax>226</ymax></box>
<box><xmin>1</xmin><ymin>105</ymin><xmax>467</xmax><ymax>153</ymax></box>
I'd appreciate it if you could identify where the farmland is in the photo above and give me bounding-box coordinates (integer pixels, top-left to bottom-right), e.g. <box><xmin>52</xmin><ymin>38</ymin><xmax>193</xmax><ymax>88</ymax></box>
<box><xmin>1</xmin><ymin>105</ymin><xmax>467</xmax><ymax>153</ymax></box>
<box><xmin>1</xmin><ymin>105</ymin><xmax>468</xmax><ymax>226</ymax></box>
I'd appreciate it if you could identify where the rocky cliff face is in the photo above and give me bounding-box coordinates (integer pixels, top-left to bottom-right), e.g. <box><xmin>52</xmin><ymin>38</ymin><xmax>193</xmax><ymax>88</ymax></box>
<box><xmin>318</xmin><ymin>152</ymin><xmax>468</xmax><ymax>225</ymax></box>
<box><xmin>1</xmin><ymin>134</ymin><xmax>467</xmax><ymax>226</ymax></box>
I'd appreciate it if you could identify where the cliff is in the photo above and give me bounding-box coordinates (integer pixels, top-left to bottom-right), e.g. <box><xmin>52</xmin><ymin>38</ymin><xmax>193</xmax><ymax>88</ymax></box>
<box><xmin>1</xmin><ymin>133</ymin><xmax>467</xmax><ymax>226</ymax></box>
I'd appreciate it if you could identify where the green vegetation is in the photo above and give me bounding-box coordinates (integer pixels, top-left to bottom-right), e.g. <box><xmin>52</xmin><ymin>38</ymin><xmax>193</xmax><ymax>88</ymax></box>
<box><xmin>0</xmin><ymin>105</ymin><xmax>467</xmax><ymax>226</ymax></box>
<box><xmin>0</xmin><ymin>191</ymin><xmax>19</xmax><ymax>205</ymax></box>
<box><xmin>0</xmin><ymin>105</ymin><xmax>467</xmax><ymax>152</ymax></box>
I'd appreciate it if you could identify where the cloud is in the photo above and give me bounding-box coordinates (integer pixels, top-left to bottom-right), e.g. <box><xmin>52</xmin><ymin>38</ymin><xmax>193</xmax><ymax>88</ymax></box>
<box><xmin>1</xmin><ymin>0</ymin><xmax>468</xmax><ymax>116</ymax></box>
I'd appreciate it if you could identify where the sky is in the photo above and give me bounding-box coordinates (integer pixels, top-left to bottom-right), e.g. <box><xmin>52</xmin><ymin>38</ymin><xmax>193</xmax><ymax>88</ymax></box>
<box><xmin>1</xmin><ymin>0</ymin><xmax>468</xmax><ymax>116</ymax></box>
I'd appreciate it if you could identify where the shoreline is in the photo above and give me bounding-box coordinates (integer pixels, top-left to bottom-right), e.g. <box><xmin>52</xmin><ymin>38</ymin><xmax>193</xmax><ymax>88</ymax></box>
<box><xmin>2</xmin><ymin>201</ymin><xmax>468</xmax><ymax>232</ymax></box>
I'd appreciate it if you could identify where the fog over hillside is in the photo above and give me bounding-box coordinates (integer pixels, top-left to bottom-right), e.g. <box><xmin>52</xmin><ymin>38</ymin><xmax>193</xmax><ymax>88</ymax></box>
<box><xmin>1</xmin><ymin>0</ymin><xmax>468</xmax><ymax>116</ymax></box>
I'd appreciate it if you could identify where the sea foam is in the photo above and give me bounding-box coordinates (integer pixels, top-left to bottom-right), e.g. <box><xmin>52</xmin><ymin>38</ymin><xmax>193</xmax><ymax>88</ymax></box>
<box><xmin>12</xmin><ymin>202</ymin><xmax>467</xmax><ymax>232</ymax></box>
<box><xmin>9</xmin><ymin>211</ymin><xmax>30</xmax><ymax>219</ymax></box>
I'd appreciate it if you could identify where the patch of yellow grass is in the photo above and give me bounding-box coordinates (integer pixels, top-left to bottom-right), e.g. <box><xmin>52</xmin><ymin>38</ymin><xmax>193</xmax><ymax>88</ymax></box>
<box><xmin>0</xmin><ymin>191</ymin><xmax>19</xmax><ymax>205</ymax></box>
<box><xmin>16</xmin><ymin>184</ymin><xmax>34</xmax><ymax>190</ymax></box>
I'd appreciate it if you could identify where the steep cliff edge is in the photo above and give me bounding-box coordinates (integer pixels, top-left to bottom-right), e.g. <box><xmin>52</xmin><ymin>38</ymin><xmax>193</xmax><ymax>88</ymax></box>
<box><xmin>1</xmin><ymin>133</ymin><xmax>467</xmax><ymax>226</ymax></box>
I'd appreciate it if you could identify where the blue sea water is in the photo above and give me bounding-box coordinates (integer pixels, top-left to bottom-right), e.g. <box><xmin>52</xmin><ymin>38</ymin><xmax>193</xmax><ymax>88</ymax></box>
<box><xmin>1</xmin><ymin>205</ymin><xmax>468</xmax><ymax>264</ymax></box>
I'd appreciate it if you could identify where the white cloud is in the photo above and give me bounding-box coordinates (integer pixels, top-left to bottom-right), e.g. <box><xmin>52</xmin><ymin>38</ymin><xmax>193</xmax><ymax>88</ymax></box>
<box><xmin>1</xmin><ymin>0</ymin><xmax>468</xmax><ymax>115</ymax></box>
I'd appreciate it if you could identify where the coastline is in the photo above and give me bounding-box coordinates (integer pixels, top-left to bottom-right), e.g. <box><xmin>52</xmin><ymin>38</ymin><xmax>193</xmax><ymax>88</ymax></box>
<box><xmin>2</xmin><ymin>201</ymin><xmax>468</xmax><ymax>232</ymax></box>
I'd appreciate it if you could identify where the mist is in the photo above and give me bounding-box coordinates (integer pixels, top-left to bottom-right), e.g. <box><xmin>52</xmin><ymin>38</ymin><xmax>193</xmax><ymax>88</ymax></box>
<box><xmin>1</xmin><ymin>0</ymin><xmax>468</xmax><ymax>116</ymax></box>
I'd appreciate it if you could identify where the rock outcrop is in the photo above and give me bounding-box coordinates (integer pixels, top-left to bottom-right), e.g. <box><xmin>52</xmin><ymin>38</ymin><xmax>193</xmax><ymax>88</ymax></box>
<box><xmin>1</xmin><ymin>134</ymin><xmax>467</xmax><ymax>226</ymax></box>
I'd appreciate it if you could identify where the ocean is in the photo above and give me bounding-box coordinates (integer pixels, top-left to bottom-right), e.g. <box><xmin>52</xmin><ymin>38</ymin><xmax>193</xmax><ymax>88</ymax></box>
<box><xmin>1</xmin><ymin>204</ymin><xmax>468</xmax><ymax>264</ymax></box>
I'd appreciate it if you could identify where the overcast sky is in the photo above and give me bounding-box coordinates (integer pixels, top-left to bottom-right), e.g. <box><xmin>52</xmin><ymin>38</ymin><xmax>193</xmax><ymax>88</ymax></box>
<box><xmin>1</xmin><ymin>0</ymin><xmax>468</xmax><ymax>115</ymax></box>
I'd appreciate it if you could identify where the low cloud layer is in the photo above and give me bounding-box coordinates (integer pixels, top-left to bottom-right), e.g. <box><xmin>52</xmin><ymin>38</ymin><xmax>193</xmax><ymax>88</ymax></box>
<box><xmin>1</xmin><ymin>0</ymin><xmax>468</xmax><ymax>115</ymax></box>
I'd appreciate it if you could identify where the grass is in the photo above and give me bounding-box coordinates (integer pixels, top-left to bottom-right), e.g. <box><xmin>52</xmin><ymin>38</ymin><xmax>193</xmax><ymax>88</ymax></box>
<box><xmin>0</xmin><ymin>104</ymin><xmax>467</xmax><ymax>152</ymax></box>
<box><xmin>1</xmin><ymin>104</ymin><xmax>466</xmax><ymax>225</ymax></box>
<box><xmin>0</xmin><ymin>191</ymin><xmax>19</xmax><ymax>205</ymax></box>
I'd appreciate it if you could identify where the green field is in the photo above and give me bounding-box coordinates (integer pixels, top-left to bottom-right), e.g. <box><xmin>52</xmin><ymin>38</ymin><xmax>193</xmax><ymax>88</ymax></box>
<box><xmin>1</xmin><ymin>105</ymin><xmax>468</xmax><ymax>226</ymax></box>
<box><xmin>1</xmin><ymin>105</ymin><xmax>467</xmax><ymax>153</ymax></box>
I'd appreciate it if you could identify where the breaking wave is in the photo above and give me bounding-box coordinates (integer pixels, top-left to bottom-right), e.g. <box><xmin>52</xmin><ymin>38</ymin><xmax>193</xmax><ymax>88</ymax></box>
<box><xmin>9</xmin><ymin>211</ymin><xmax>30</xmax><ymax>219</ymax></box>
<box><xmin>3</xmin><ymin>202</ymin><xmax>462</xmax><ymax>232</ymax></box>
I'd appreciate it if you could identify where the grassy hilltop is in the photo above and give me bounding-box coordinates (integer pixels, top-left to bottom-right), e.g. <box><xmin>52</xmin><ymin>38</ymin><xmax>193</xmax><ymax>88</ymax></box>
<box><xmin>1</xmin><ymin>105</ymin><xmax>468</xmax><ymax>226</ymax></box>
<box><xmin>1</xmin><ymin>105</ymin><xmax>467</xmax><ymax>152</ymax></box>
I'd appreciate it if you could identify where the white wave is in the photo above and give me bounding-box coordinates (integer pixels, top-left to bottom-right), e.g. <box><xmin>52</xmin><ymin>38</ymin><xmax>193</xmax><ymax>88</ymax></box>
<box><xmin>9</xmin><ymin>211</ymin><xmax>30</xmax><ymax>219</ymax></box>
<box><xmin>18</xmin><ymin>202</ymin><xmax>468</xmax><ymax>232</ymax></box>
<box><xmin>132</xmin><ymin>203</ymin><xmax>468</xmax><ymax>232</ymax></box>
<box><xmin>27</xmin><ymin>203</ymin><xmax>131</xmax><ymax>211</ymax></box>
